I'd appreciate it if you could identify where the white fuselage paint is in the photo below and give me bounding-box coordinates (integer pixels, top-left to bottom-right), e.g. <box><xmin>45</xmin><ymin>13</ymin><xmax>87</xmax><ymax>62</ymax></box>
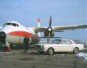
<box><xmin>0</xmin><ymin>21</ymin><xmax>40</xmax><ymax>45</ymax></box>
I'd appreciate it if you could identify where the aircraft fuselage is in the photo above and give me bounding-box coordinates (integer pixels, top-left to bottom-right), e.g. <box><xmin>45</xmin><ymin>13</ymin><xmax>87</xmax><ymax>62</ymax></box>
<box><xmin>0</xmin><ymin>21</ymin><xmax>40</xmax><ymax>46</ymax></box>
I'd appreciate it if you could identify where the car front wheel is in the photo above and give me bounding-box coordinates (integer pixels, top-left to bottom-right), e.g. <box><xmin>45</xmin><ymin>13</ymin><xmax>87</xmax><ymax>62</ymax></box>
<box><xmin>47</xmin><ymin>48</ymin><xmax>54</xmax><ymax>55</ymax></box>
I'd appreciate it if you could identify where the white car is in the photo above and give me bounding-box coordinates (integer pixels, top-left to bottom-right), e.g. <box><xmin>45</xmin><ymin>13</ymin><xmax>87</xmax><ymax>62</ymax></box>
<box><xmin>35</xmin><ymin>39</ymin><xmax>84</xmax><ymax>55</ymax></box>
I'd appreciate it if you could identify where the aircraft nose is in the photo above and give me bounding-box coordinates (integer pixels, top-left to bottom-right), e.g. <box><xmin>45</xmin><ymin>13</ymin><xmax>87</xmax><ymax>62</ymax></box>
<box><xmin>0</xmin><ymin>31</ymin><xmax>6</xmax><ymax>44</ymax></box>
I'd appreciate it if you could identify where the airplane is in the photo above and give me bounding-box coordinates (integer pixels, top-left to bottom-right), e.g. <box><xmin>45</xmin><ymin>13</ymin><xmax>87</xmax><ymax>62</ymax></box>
<box><xmin>0</xmin><ymin>16</ymin><xmax>87</xmax><ymax>49</ymax></box>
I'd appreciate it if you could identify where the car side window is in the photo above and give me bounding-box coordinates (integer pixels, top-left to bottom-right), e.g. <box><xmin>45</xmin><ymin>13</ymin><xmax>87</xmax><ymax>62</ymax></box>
<box><xmin>60</xmin><ymin>40</ymin><xmax>72</xmax><ymax>44</ymax></box>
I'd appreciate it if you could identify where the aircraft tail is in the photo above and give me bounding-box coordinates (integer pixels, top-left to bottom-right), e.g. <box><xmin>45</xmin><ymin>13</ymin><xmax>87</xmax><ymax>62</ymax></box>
<box><xmin>37</xmin><ymin>18</ymin><xmax>41</xmax><ymax>37</ymax></box>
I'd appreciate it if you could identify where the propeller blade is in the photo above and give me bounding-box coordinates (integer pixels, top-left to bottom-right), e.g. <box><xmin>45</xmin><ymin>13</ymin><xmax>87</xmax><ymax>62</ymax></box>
<box><xmin>49</xmin><ymin>16</ymin><xmax>52</xmax><ymax>27</ymax></box>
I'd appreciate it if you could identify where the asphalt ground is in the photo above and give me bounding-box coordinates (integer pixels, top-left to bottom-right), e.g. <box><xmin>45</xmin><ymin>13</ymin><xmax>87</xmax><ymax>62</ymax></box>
<box><xmin>0</xmin><ymin>50</ymin><xmax>87</xmax><ymax>68</ymax></box>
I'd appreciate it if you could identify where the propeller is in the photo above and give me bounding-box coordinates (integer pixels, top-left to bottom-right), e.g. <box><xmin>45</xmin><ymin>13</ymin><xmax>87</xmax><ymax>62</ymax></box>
<box><xmin>49</xmin><ymin>16</ymin><xmax>52</xmax><ymax>27</ymax></box>
<box><xmin>44</xmin><ymin>16</ymin><xmax>54</xmax><ymax>43</ymax></box>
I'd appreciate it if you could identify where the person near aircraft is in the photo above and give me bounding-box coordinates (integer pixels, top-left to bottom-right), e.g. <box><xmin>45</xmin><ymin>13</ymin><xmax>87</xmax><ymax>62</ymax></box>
<box><xmin>23</xmin><ymin>35</ymin><xmax>30</xmax><ymax>53</ymax></box>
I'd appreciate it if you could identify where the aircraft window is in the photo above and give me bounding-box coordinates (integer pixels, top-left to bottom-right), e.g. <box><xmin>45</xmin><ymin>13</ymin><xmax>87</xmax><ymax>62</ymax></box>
<box><xmin>12</xmin><ymin>23</ymin><xmax>19</xmax><ymax>27</ymax></box>
<box><xmin>16</xmin><ymin>24</ymin><xmax>19</xmax><ymax>27</ymax></box>
<box><xmin>3</xmin><ymin>23</ymin><xmax>11</xmax><ymax>26</ymax></box>
<box><xmin>3</xmin><ymin>23</ymin><xmax>19</xmax><ymax>27</ymax></box>
<box><xmin>6</xmin><ymin>23</ymin><xmax>11</xmax><ymax>25</ymax></box>
<box><xmin>12</xmin><ymin>23</ymin><xmax>16</xmax><ymax>26</ymax></box>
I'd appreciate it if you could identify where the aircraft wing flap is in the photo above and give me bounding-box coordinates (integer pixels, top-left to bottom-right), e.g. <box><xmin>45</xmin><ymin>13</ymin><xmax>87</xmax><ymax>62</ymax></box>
<box><xmin>54</xmin><ymin>25</ymin><xmax>87</xmax><ymax>31</ymax></box>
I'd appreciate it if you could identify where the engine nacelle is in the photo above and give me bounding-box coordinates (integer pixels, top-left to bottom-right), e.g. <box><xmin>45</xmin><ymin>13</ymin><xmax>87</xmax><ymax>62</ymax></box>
<box><xmin>44</xmin><ymin>29</ymin><xmax>54</xmax><ymax>38</ymax></box>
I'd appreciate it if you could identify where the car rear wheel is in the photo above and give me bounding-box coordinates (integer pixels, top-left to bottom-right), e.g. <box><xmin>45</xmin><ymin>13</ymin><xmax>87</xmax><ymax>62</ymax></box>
<box><xmin>47</xmin><ymin>48</ymin><xmax>54</xmax><ymax>55</ymax></box>
<box><xmin>73</xmin><ymin>47</ymin><xmax>79</xmax><ymax>54</ymax></box>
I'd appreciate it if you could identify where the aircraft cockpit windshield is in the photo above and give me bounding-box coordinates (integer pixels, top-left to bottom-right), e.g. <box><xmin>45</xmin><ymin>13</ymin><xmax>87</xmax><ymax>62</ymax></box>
<box><xmin>3</xmin><ymin>23</ymin><xmax>19</xmax><ymax>27</ymax></box>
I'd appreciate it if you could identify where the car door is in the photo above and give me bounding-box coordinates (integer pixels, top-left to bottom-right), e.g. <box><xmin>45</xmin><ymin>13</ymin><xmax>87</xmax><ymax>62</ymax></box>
<box><xmin>57</xmin><ymin>40</ymin><xmax>73</xmax><ymax>52</ymax></box>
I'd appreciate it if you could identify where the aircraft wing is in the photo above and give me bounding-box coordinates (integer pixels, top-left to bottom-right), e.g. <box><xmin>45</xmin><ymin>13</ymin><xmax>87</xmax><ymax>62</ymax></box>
<box><xmin>53</xmin><ymin>25</ymin><xmax>87</xmax><ymax>32</ymax></box>
<box><xmin>34</xmin><ymin>24</ymin><xmax>87</xmax><ymax>32</ymax></box>
<box><xmin>34</xmin><ymin>27</ymin><xmax>46</xmax><ymax>32</ymax></box>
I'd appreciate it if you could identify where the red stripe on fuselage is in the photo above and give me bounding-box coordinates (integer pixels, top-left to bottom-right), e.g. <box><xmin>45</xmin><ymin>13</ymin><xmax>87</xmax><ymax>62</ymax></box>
<box><xmin>8</xmin><ymin>31</ymin><xmax>33</xmax><ymax>38</ymax></box>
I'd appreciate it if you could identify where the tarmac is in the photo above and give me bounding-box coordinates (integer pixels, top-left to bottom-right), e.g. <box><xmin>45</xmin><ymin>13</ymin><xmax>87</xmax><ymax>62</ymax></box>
<box><xmin>0</xmin><ymin>50</ymin><xmax>87</xmax><ymax>68</ymax></box>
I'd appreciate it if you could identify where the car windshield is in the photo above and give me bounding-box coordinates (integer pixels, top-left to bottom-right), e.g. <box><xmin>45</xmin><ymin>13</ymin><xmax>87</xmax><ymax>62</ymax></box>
<box><xmin>51</xmin><ymin>39</ymin><xmax>61</xmax><ymax>44</ymax></box>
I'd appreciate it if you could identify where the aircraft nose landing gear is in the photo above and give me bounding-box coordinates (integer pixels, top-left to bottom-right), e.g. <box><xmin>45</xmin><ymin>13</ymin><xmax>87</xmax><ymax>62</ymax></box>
<box><xmin>0</xmin><ymin>31</ymin><xmax>6</xmax><ymax>44</ymax></box>
<box><xmin>0</xmin><ymin>31</ymin><xmax>10</xmax><ymax>52</ymax></box>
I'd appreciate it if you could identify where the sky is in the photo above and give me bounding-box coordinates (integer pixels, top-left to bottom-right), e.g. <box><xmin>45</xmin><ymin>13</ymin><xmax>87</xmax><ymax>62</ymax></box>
<box><xmin>0</xmin><ymin>0</ymin><xmax>87</xmax><ymax>41</ymax></box>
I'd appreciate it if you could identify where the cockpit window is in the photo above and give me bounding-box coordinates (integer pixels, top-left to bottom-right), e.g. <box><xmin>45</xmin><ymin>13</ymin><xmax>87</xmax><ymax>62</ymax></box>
<box><xmin>12</xmin><ymin>23</ymin><xmax>19</xmax><ymax>27</ymax></box>
<box><xmin>12</xmin><ymin>23</ymin><xmax>16</xmax><ymax>26</ymax></box>
<box><xmin>6</xmin><ymin>23</ymin><xmax>11</xmax><ymax>25</ymax></box>
<box><xmin>3</xmin><ymin>23</ymin><xmax>19</xmax><ymax>27</ymax></box>
<box><xmin>3</xmin><ymin>23</ymin><xmax>11</xmax><ymax>26</ymax></box>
